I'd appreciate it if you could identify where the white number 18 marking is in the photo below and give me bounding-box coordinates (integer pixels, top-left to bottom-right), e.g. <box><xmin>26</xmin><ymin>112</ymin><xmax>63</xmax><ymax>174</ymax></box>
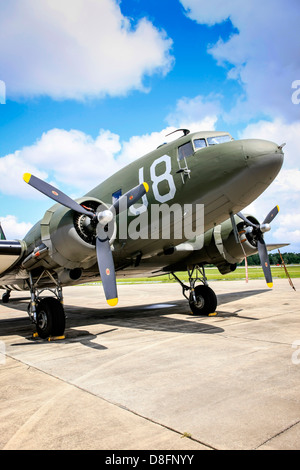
<box><xmin>130</xmin><ymin>155</ymin><xmax>176</xmax><ymax>215</ymax></box>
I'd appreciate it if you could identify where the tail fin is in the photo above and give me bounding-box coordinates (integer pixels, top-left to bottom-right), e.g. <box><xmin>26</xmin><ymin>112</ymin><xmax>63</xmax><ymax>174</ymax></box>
<box><xmin>0</xmin><ymin>222</ymin><xmax>6</xmax><ymax>240</ymax></box>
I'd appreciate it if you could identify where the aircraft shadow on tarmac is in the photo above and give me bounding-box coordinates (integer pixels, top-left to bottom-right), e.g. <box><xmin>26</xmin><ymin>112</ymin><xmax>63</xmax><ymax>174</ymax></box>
<box><xmin>0</xmin><ymin>288</ymin><xmax>269</xmax><ymax>349</ymax></box>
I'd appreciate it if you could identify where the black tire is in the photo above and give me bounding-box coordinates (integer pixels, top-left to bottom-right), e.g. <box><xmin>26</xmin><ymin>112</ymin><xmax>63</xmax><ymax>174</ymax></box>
<box><xmin>36</xmin><ymin>297</ymin><xmax>65</xmax><ymax>339</ymax></box>
<box><xmin>2</xmin><ymin>292</ymin><xmax>10</xmax><ymax>303</ymax></box>
<box><xmin>189</xmin><ymin>285</ymin><xmax>217</xmax><ymax>316</ymax></box>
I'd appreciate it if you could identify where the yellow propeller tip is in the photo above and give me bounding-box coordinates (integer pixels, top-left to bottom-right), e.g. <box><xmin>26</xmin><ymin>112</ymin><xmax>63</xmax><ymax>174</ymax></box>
<box><xmin>107</xmin><ymin>298</ymin><xmax>118</xmax><ymax>307</ymax></box>
<box><xmin>23</xmin><ymin>173</ymin><xmax>32</xmax><ymax>183</ymax></box>
<box><xmin>277</xmin><ymin>205</ymin><xmax>280</xmax><ymax>212</ymax></box>
<box><xmin>143</xmin><ymin>182</ymin><xmax>149</xmax><ymax>193</ymax></box>
<box><xmin>267</xmin><ymin>282</ymin><xmax>273</xmax><ymax>289</ymax></box>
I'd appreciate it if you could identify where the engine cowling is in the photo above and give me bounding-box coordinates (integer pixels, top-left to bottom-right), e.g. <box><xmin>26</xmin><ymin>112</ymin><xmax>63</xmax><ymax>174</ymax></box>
<box><xmin>38</xmin><ymin>197</ymin><xmax>116</xmax><ymax>270</ymax></box>
<box><xmin>178</xmin><ymin>214</ymin><xmax>261</xmax><ymax>275</ymax></box>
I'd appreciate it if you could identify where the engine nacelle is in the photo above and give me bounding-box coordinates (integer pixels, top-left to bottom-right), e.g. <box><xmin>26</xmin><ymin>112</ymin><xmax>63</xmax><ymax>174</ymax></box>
<box><xmin>183</xmin><ymin>214</ymin><xmax>261</xmax><ymax>275</ymax></box>
<box><xmin>38</xmin><ymin>197</ymin><xmax>116</xmax><ymax>270</ymax></box>
<box><xmin>213</xmin><ymin>215</ymin><xmax>261</xmax><ymax>273</ymax></box>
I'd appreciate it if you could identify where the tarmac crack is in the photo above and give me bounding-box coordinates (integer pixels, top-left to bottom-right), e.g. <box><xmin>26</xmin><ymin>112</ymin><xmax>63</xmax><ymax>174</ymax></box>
<box><xmin>255</xmin><ymin>419</ymin><xmax>300</xmax><ymax>450</ymax></box>
<box><xmin>3</xmin><ymin>351</ymin><xmax>217</xmax><ymax>451</ymax></box>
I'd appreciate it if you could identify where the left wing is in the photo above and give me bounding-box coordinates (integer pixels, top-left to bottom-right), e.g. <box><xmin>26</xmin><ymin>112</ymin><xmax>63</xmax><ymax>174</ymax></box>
<box><xmin>0</xmin><ymin>240</ymin><xmax>25</xmax><ymax>277</ymax></box>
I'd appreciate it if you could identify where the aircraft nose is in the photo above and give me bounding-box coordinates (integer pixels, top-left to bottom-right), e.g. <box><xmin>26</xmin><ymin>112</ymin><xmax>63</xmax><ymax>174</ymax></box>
<box><xmin>243</xmin><ymin>139</ymin><xmax>284</xmax><ymax>182</ymax></box>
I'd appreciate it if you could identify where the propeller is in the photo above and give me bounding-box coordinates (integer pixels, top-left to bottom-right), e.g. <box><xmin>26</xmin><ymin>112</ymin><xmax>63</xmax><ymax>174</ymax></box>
<box><xmin>236</xmin><ymin>206</ymin><xmax>280</xmax><ymax>288</ymax></box>
<box><xmin>23</xmin><ymin>173</ymin><xmax>149</xmax><ymax>306</ymax></box>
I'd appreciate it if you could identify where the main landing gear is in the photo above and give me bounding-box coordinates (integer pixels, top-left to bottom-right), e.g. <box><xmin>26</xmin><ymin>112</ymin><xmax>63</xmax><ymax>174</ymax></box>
<box><xmin>171</xmin><ymin>265</ymin><xmax>217</xmax><ymax>316</ymax></box>
<box><xmin>27</xmin><ymin>270</ymin><xmax>66</xmax><ymax>339</ymax></box>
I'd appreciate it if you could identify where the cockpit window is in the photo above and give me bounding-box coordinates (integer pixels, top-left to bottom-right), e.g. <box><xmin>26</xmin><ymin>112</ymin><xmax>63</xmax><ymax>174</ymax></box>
<box><xmin>207</xmin><ymin>135</ymin><xmax>232</xmax><ymax>146</ymax></box>
<box><xmin>178</xmin><ymin>141</ymin><xmax>194</xmax><ymax>160</ymax></box>
<box><xmin>194</xmin><ymin>138</ymin><xmax>207</xmax><ymax>150</ymax></box>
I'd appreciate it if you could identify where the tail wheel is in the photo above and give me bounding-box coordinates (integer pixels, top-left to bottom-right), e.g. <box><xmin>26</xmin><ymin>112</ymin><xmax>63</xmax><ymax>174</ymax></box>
<box><xmin>36</xmin><ymin>297</ymin><xmax>65</xmax><ymax>339</ymax></box>
<box><xmin>189</xmin><ymin>285</ymin><xmax>217</xmax><ymax>316</ymax></box>
<box><xmin>2</xmin><ymin>292</ymin><xmax>10</xmax><ymax>303</ymax></box>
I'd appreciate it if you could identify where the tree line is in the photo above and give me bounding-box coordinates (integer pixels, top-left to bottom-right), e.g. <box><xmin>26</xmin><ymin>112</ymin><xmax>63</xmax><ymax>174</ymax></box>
<box><xmin>240</xmin><ymin>252</ymin><xmax>300</xmax><ymax>266</ymax></box>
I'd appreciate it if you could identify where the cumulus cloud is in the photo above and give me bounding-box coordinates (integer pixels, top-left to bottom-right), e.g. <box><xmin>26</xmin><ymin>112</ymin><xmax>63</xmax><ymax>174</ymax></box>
<box><xmin>0</xmin><ymin>215</ymin><xmax>33</xmax><ymax>240</ymax></box>
<box><xmin>0</xmin><ymin>93</ymin><xmax>219</xmax><ymax>197</ymax></box>
<box><xmin>180</xmin><ymin>0</ymin><xmax>300</xmax><ymax>122</ymax></box>
<box><xmin>0</xmin><ymin>128</ymin><xmax>122</xmax><ymax>197</ymax></box>
<box><xmin>166</xmin><ymin>94</ymin><xmax>221</xmax><ymax>131</ymax></box>
<box><xmin>0</xmin><ymin>0</ymin><xmax>173</xmax><ymax>100</ymax></box>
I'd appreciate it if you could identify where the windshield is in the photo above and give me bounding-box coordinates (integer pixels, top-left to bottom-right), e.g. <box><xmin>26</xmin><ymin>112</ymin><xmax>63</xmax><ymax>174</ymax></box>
<box><xmin>207</xmin><ymin>135</ymin><xmax>232</xmax><ymax>146</ymax></box>
<box><xmin>178</xmin><ymin>141</ymin><xmax>194</xmax><ymax>160</ymax></box>
<box><xmin>194</xmin><ymin>138</ymin><xmax>207</xmax><ymax>150</ymax></box>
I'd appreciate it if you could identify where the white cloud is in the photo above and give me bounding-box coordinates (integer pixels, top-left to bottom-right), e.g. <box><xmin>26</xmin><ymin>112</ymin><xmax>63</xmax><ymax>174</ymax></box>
<box><xmin>180</xmin><ymin>0</ymin><xmax>300</xmax><ymax>122</ymax></box>
<box><xmin>0</xmin><ymin>215</ymin><xmax>33</xmax><ymax>240</ymax></box>
<box><xmin>0</xmin><ymin>0</ymin><xmax>173</xmax><ymax>100</ymax></box>
<box><xmin>119</xmin><ymin>94</ymin><xmax>220</xmax><ymax>166</ymax></box>
<box><xmin>166</xmin><ymin>94</ymin><xmax>221</xmax><ymax>131</ymax></box>
<box><xmin>180</xmin><ymin>0</ymin><xmax>240</xmax><ymax>25</ymax></box>
<box><xmin>0</xmin><ymin>93</ymin><xmax>220</xmax><ymax>197</ymax></box>
<box><xmin>0</xmin><ymin>128</ymin><xmax>122</xmax><ymax>197</ymax></box>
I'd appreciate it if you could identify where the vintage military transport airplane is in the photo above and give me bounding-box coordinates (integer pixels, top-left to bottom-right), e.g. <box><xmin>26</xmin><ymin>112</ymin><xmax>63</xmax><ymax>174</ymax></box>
<box><xmin>0</xmin><ymin>129</ymin><xmax>285</xmax><ymax>338</ymax></box>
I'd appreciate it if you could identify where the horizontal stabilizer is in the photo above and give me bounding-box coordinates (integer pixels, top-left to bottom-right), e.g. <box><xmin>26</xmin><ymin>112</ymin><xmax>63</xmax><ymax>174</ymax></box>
<box><xmin>266</xmin><ymin>243</ymin><xmax>290</xmax><ymax>252</ymax></box>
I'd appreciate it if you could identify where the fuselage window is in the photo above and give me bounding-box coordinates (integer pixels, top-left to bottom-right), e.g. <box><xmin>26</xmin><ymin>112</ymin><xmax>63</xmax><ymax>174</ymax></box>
<box><xmin>194</xmin><ymin>138</ymin><xmax>207</xmax><ymax>150</ymax></box>
<box><xmin>178</xmin><ymin>141</ymin><xmax>194</xmax><ymax>160</ymax></box>
<box><xmin>207</xmin><ymin>135</ymin><xmax>232</xmax><ymax>146</ymax></box>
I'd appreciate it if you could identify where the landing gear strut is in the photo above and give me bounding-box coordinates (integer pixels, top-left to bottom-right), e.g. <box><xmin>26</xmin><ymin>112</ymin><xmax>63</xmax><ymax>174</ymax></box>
<box><xmin>27</xmin><ymin>270</ymin><xmax>65</xmax><ymax>339</ymax></box>
<box><xmin>171</xmin><ymin>265</ymin><xmax>217</xmax><ymax>316</ymax></box>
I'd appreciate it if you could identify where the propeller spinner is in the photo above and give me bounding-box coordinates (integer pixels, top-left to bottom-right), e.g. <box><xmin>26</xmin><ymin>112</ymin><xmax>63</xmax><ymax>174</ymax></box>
<box><xmin>23</xmin><ymin>173</ymin><xmax>149</xmax><ymax>306</ymax></box>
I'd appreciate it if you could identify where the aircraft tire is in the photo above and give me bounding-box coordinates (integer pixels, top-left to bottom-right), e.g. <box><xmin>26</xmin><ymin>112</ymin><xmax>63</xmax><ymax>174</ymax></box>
<box><xmin>36</xmin><ymin>297</ymin><xmax>65</xmax><ymax>339</ymax></box>
<box><xmin>2</xmin><ymin>292</ymin><xmax>10</xmax><ymax>303</ymax></box>
<box><xmin>189</xmin><ymin>285</ymin><xmax>217</xmax><ymax>316</ymax></box>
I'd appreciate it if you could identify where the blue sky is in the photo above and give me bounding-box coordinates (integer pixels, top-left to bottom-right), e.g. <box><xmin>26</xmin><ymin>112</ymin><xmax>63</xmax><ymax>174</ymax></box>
<box><xmin>0</xmin><ymin>0</ymin><xmax>299</xmax><ymax>252</ymax></box>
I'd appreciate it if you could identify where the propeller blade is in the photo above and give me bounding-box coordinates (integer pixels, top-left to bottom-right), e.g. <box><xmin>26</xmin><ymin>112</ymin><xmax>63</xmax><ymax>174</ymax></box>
<box><xmin>23</xmin><ymin>173</ymin><xmax>95</xmax><ymax>219</ymax></box>
<box><xmin>263</xmin><ymin>205</ymin><xmax>279</xmax><ymax>224</ymax></box>
<box><xmin>257</xmin><ymin>236</ymin><xmax>273</xmax><ymax>288</ymax></box>
<box><xmin>96</xmin><ymin>232</ymin><xmax>118</xmax><ymax>307</ymax></box>
<box><xmin>111</xmin><ymin>182</ymin><xmax>149</xmax><ymax>215</ymax></box>
<box><xmin>237</xmin><ymin>212</ymin><xmax>258</xmax><ymax>228</ymax></box>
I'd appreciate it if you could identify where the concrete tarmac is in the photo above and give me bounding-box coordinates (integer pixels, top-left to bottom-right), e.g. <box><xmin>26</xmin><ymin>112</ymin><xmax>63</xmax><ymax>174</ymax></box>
<box><xmin>0</xmin><ymin>278</ymin><xmax>299</xmax><ymax>450</ymax></box>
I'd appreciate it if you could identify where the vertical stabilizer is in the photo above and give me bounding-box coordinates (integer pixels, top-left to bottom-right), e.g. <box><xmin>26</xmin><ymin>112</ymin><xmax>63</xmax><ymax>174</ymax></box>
<box><xmin>0</xmin><ymin>223</ymin><xmax>6</xmax><ymax>240</ymax></box>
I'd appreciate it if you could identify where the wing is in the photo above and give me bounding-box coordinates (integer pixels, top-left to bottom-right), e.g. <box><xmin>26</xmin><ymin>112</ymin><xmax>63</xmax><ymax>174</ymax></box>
<box><xmin>0</xmin><ymin>240</ymin><xmax>25</xmax><ymax>277</ymax></box>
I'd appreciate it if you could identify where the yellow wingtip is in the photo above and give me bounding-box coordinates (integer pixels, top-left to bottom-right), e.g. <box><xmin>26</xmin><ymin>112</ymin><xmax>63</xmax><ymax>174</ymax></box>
<box><xmin>23</xmin><ymin>173</ymin><xmax>32</xmax><ymax>183</ymax></box>
<box><xmin>143</xmin><ymin>182</ymin><xmax>149</xmax><ymax>193</ymax></box>
<box><xmin>107</xmin><ymin>298</ymin><xmax>118</xmax><ymax>307</ymax></box>
<box><xmin>277</xmin><ymin>205</ymin><xmax>280</xmax><ymax>212</ymax></box>
<box><xmin>267</xmin><ymin>282</ymin><xmax>273</xmax><ymax>289</ymax></box>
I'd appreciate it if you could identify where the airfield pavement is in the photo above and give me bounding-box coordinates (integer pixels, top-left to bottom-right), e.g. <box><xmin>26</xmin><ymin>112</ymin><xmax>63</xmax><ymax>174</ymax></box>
<box><xmin>0</xmin><ymin>278</ymin><xmax>300</xmax><ymax>451</ymax></box>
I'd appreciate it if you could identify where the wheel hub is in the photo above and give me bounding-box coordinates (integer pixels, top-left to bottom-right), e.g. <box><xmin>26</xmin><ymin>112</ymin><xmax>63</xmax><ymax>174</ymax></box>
<box><xmin>37</xmin><ymin>310</ymin><xmax>48</xmax><ymax>330</ymax></box>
